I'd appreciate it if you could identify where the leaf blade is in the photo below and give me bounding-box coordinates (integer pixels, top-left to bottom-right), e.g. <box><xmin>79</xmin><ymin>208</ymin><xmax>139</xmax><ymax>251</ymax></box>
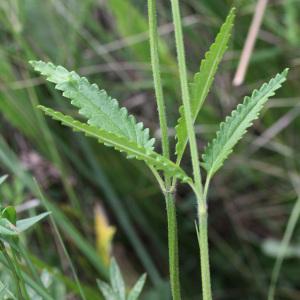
<box><xmin>16</xmin><ymin>212</ymin><xmax>51</xmax><ymax>232</ymax></box>
<box><xmin>175</xmin><ymin>8</ymin><xmax>235</xmax><ymax>161</ymax></box>
<box><xmin>30</xmin><ymin>60</ymin><xmax>155</xmax><ymax>150</ymax></box>
<box><xmin>127</xmin><ymin>274</ymin><xmax>147</xmax><ymax>300</ymax></box>
<box><xmin>202</xmin><ymin>69</ymin><xmax>288</xmax><ymax>178</ymax></box>
<box><xmin>96</xmin><ymin>279</ymin><xmax>118</xmax><ymax>300</ymax></box>
<box><xmin>38</xmin><ymin>105</ymin><xmax>192</xmax><ymax>184</ymax></box>
<box><xmin>110</xmin><ymin>258</ymin><xmax>125</xmax><ymax>300</ymax></box>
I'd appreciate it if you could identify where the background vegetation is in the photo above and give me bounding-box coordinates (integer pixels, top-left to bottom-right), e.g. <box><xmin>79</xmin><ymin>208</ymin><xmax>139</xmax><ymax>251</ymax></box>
<box><xmin>0</xmin><ymin>0</ymin><xmax>299</xmax><ymax>299</ymax></box>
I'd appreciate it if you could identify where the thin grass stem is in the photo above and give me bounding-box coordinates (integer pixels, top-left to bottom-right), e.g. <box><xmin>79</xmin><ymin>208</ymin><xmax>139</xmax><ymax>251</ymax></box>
<box><xmin>268</xmin><ymin>195</ymin><xmax>300</xmax><ymax>300</ymax></box>
<box><xmin>35</xmin><ymin>182</ymin><xmax>88</xmax><ymax>300</ymax></box>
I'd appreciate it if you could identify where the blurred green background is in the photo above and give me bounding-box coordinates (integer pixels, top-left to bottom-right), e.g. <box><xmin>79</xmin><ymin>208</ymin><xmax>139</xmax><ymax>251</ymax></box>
<box><xmin>0</xmin><ymin>0</ymin><xmax>300</xmax><ymax>299</ymax></box>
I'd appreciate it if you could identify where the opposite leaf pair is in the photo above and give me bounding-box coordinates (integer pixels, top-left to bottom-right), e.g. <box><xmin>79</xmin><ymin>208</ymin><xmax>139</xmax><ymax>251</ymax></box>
<box><xmin>31</xmin><ymin>60</ymin><xmax>191</xmax><ymax>184</ymax></box>
<box><xmin>30</xmin><ymin>6</ymin><xmax>288</xmax><ymax>300</ymax></box>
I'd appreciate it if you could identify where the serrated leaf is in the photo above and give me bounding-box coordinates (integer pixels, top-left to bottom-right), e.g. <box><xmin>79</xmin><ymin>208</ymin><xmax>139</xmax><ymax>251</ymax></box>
<box><xmin>97</xmin><ymin>279</ymin><xmax>118</xmax><ymax>300</ymax></box>
<box><xmin>127</xmin><ymin>274</ymin><xmax>146</xmax><ymax>300</ymax></box>
<box><xmin>202</xmin><ymin>69</ymin><xmax>288</xmax><ymax>178</ymax></box>
<box><xmin>38</xmin><ymin>105</ymin><xmax>192</xmax><ymax>184</ymax></box>
<box><xmin>30</xmin><ymin>60</ymin><xmax>155</xmax><ymax>150</ymax></box>
<box><xmin>175</xmin><ymin>8</ymin><xmax>235</xmax><ymax>162</ymax></box>
<box><xmin>110</xmin><ymin>258</ymin><xmax>125</xmax><ymax>300</ymax></box>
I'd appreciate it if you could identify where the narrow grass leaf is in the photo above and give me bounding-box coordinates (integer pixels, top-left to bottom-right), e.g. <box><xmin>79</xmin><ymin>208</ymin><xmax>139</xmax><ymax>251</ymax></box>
<box><xmin>175</xmin><ymin>8</ymin><xmax>235</xmax><ymax>161</ymax></box>
<box><xmin>16</xmin><ymin>212</ymin><xmax>51</xmax><ymax>232</ymax></box>
<box><xmin>38</xmin><ymin>105</ymin><xmax>192</xmax><ymax>183</ymax></box>
<box><xmin>202</xmin><ymin>69</ymin><xmax>288</xmax><ymax>178</ymax></box>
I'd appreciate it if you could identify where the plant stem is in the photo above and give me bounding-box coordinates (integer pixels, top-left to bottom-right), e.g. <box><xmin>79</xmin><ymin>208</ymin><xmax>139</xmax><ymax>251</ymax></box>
<box><xmin>197</xmin><ymin>196</ymin><xmax>212</xmax><ymax>300</ymax></box>
<box><xmin>169</xmin><ymin>0</ymin><xmax>203</xmax><ymax>195</ymax></box>
<box><xmin>148</xmin><ymin>0</ymin><xmax>170</xmax><ymax>160</ymax></box>
<box><xmin>165</xmin><ymin>192</ymin><xmax>181</xmax><ymax>300</ymax></box>
<box><xmin>169</xmin><ymin>0</ymin><xmax>212</xmax><ymax>297</ymax></box>
<box><xmin>148</xmin><ymin>1</ymin><xmax>182</xmax><ymax>299</ymax></box>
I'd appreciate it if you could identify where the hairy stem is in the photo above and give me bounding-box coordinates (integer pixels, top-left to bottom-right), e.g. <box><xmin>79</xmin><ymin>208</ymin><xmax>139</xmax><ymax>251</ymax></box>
<box><xmin>197</xmin><ymin>198</ymin><xmax>212</xmax><ymax>300</ymax></box>
<box><xmin>169</xmin><ymin>0</ymin><xmax>202</xmax><ymax>195</ymax></box>
<box><xmin>148</xmin><ymin>1</ymin><xmax>182</xmax><ymax>298</ymax></box>
<box><xmin>165</xmin><ymin>192</ymin><xmax>181</xmax><ymax>300</ymax></box>
<box><xmin>170</xmin><ymin>0</ymin><xmax>212</xmax><ymax>297</ymax></box>
<box><xmin>148</xmin><ymin>0</ymin><xmax>170</xmax><ymax>160</ymax></box>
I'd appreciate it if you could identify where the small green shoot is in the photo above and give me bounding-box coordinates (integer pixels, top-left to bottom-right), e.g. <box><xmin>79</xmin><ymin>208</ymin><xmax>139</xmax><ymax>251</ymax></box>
<box><xmin>97</xmin><ymin>258</ymin><xmax>146</xmax><ymax>300</ymax></box>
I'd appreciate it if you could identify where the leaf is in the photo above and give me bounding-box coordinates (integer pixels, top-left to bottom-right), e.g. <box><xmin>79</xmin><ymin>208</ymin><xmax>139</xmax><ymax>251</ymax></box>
<box><xmin>110</xmin><ymin>258</ymin><xmax>125</xmax><ymax>300</ymax></box>
<box><xmin>38</xmin><ymin>105</ymin><xmax>192</xmax><ymax>183</ymax></box>
<box><xmin>202</xmin><ymin>69</ymin><xmax>288</xmax><ymax>178</ymax></box>
<box><xmin>0</xmin><ymin>175</ymin><xmax>8</xmax><ymax>185</ymax></box>
<box><xmin>127</xmin><ymin>274</ymin><xmax>147</xmax><ymax>300</ymax></box>
<box><xmin>16</xmin><ymin>212</ymin><xmax>51</xmax><ymax>232</ymax></box>
<box><xmin>0</xmin><ymin>218</ymin><xmax>18</xmax><ymax>236</ymax></box>
<box><xmin>30</xmin><ymin>60</ymin><xmax>155</xmax><ymax>150</ymax></box>
<box><xmin>175</xmin><ymin>8</ymin><xmax>235</xmax><ymax>161</ymax></box>
<box><xmin>1</xmin><ymin>206</ymin><xmax>16</xmax><ymax>225</ymax></box>
<box><xmin>96</xmin><ymin>279</ymin><xmax>118</xmax><ymax>300</ymax></box>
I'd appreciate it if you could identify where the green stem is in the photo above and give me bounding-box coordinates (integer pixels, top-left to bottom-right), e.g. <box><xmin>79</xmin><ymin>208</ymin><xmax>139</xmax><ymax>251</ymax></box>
<box><xmin>169</xmin><ymin>0</ymin><xmax>203</xmax><ymax>195</ymax></box>
<box><xmin>170</xmin><ymin>0</ymin><xmax>212</xmax><ymax>296</ymax></box>
<box><xmin>148</xmin><ymin>1</ymin><xmax>182</xmax><ymax>299</ymax></box>
<box><xmin>197</xmin><ymin>194</ymin><xmax>212</xmax><ymax>300</ymax></box>
<box><xmin>194</xmin><ymin>177</ymin><xmax>213</xmax><ymax>300</ymax></box>
<box><xmin>148</xmin><ymin>0</ymin><xmax>170</xmax><ymax>160</ymax></box>
<box><xmin>165</xmin><ymin>192</ymin><xmax>182</xmax><ymax>300</ymax></box>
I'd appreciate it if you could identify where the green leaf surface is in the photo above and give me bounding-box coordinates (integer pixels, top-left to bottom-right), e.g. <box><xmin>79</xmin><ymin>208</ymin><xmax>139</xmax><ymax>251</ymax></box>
<box><xmin>0</xmin><ymin>218</ymin><xmax>18</xmax><ymax>236</ymax></box>
<box><xmin>1</xmin><ymin>206</ymin><xmax>17</xmax><ymax>225</ymax></box>
<box><xmin>202</xmin><ymin>69</ymin><xmax>288</xmax><ymax>178</ymax></box>
<box><xmin>0</xmin><ymin>175</ymin><xmax>8</xmax><ymax>185</ymax></box>
<box><xmin>38</xmin><ymin>105</ymin><xmax>192</xmax><ymax>183</ymax></box>
<box><xmin>16</xmin><ymin>212</ymin><xmax>51</xmax><ymax>232</ymax></box>
<box><xmin>30</xmin><ymin>60</ymin><xmax>155</xmax><ymax>150</ymax></box>
<box><xmin>127</xmin><ymin>274</ymin><xmax>146</xmax><ymax>300</ymax></box>
<box><xmin>110</xmin><ymin>258</ymin><xmax>125</xmax><ymax>300</ymax></box>
<box><xmin>175</xmin><ymin>8</ymin><xmax>235</xmax><ymax>161</ymax></box>
<box><xmin>97</xmin><ymin>279</ymin><xmax>118</xmax><ymax>300</ymax></box>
